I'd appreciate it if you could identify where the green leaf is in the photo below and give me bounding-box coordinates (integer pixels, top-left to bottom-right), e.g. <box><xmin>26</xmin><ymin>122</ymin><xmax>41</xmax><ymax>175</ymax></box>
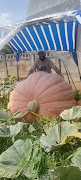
<box><xmin>23</xmin><ymin>144</ymin><xmax>42</xmax><ymax>179</ymax></box>
<box><xmin>0</xmin><ymin>139</ymin><xmax>32</xmax><ymax>178</ymax></box>
<box><xmin>23</xmin><ymin>168</ymin><xmax>37</xmax><ymax>179</ymax></box>
<box><xmin>1</xmin><ymin>89</ymin><xmax>9</xmax><ymax>97</ymax></box>
<box><xmin>40</xmin><ymin>121</ymin><xmax>78</xmax><ymax>152</ymax></box>
<box><xmin>13</xmin><ymin>110</ymin><xmax>23</xmax><ymax>119</ymax></box>
<box><xmin>72</xmin><ymin>147</ymin><xmax>81</xmax><ymax>169</ymax></box>
<box><xmin>32</xmin><ymin>145</ymin><xmax>41</xmax><ymax>163</ymax></box>
<box><xmin>60</xmin><ymin>106</ymin><xmax>81</xmax><ymax>120</ymax></box>
<box><xmin>77</xmin><ymin>122</ymin><xmax>81</xmax><ymax>129</ymax></box>
<box><xmin>0</xmin><ymin>122</ymin><xmax>28</xmax><ymax>138</ymax></box>
<box><xmin>49</xmin><ymin>166</ymin><xmax>81</xmax><ymax>180</ymax></box>
<box><xmin>39</xmin><ymin>174</ymin><xmax>49</xmax><ymax>180</ymax></box>
<box><xmin>0</xmin><ymin>109</ymin><xmax>12</xmax><ymax>123</ymax></box>
<box><xmin>39</xmin><ymin>166</ymin><xmax>81</xmax><ymax>180</ymax></box>
<box><xmin>28</xmin><ymin>124</ymin><xmax>35</xmax><ymax>133</ymax></box>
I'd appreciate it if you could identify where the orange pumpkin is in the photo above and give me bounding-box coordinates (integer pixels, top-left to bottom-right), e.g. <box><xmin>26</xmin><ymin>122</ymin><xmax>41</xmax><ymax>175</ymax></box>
<box><xmin>76</xmin><ymin>100</ymin><xmax>81</xmax><ymax>106</ymax></box>
<box><xmin>8</xmin><ymin>72</ymin><xmax>76</xmax><ymax>122</ymax></box>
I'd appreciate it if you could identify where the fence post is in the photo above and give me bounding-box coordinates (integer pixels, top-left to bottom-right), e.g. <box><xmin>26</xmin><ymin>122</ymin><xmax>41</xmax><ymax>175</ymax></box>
<box><xmin>58</xmin><ymin>59</ymin><xmax>61</xmax><ymax>73</ymax></box>
<box><xmin>3</xmin><ymin>53</ymin><xmax>8</xmax><ymax>77</ymax></box>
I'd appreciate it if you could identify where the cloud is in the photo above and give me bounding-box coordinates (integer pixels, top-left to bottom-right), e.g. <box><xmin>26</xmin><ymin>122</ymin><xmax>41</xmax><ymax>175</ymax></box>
<box><xmin>0</xmin><ymin>12</ymin><xmax>12</xmax><ymax>26</ymax></box>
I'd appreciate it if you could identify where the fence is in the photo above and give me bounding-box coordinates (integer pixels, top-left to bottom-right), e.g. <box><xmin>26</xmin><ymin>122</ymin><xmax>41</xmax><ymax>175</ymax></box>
<box><xmin>0</xmin><ymin>52</ymin><xmax>81</xmax><ymax>90</ymax></box>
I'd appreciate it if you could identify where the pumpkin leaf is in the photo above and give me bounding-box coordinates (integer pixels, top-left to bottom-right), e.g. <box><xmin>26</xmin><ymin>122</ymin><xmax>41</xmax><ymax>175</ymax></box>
<box><xmin>0</xmin><ymin>109</ymin><xmax>12</xmax><ymax>123</ymax></box>
<box><xmin>1</xmin><ymin>89</ymin><xmax>9</xmax><ymax>97</ymax></box>
<box><xmin>60</xmin><ymin>106</ymin><xmax>81</xmax><ymax>120</ymax></box>
<box><xmin>48</xmin><ymin>166</ymin><xmax>81</xmax><ymax>180</ymax></box>
<box><xmin>0</xmin><ymin>139</ymin><xmax>32</xmax><ymax>178</ymax></box>
<box><xmin>23</xmin><ymin>168</ymin><xmax>37</xmax><ymax>179</ymax></box>
<box><xmin>75</xmin><ymin>132</ymin><xmax>81</xmax><ymax>139</ymax></box>
<box><xmin>0</xmin><ymin>122</ymin><xmax>28</xmax><ymax>138</ymax></box>
<box><xmin>28</xmin><ymin>124</ymin><xmax>35</xmax><ymax>133</ymax></box>
<box><xmin>39</xmin><ymin>166</ymin><xmax>81</xmax><ymax>180</ymax></box>
<box><xmin>77</xmin><ymin>122</ymin><xmax>81</xmax><ymax>129</ymax></box>
<box><xmin>40</xmin><ymin>121</ymin><xmax>78</xmax><ymax>152</ymax></box>
<box><xmin>23</xmin><ymin>140</ymin><xmax>45</xmax><ymax>179</ymax></box>
<box><xmin>39</xmin><ymin>175</ymin><xmax>49</xmax><ymax>180</ymax></box>
<box><xmin>13</xmin><ymin>110</ymin><xmax>23</xmax><ymax>119</ymax></box>
<box><xmin>23</xmin><ymin>144</ymin><xmax>42</xmax><ymax>179</ymax></box>
<box><xmin>72</xmin><ymin>147</ymin><xmax>81</xmax><ymax>169</ymax></box>
<box><xmin>32</xmin><ymin>145</ymin><xmax>41</xmax><ymax>163</ymax></box>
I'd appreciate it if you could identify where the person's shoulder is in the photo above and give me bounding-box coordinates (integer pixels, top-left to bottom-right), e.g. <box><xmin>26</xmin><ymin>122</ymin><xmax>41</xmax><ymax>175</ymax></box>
<box><xmin>45</xmin><ymin>57</ymin><xmax>53</xmax><ymax>63</ymax></box>
<box><xmin>35</xmin><ymin>58</ymin><xmax>40</xmax><ymax>62</ymax></box>
<box><xmin>31</xmin><ymin>59</ymin><xmax>39</xmax><ymax>69</ymax></box>
<box><xmin>47</xmin><ymin>58</ymin><xmax>55</xmax><ymax>66</ymax></box>
<box><xmin>45</xmin><ymin>57</ymin><xmax>50</xmax><ymax>61</ymax></box>
<box><xmin>34</xmin><ymin>58</ymin><xmax>39</xmax><ymax>64</ymax></box>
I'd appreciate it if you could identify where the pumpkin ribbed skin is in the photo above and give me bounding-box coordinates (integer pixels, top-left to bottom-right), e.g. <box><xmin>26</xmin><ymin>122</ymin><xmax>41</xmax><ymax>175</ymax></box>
<box><xmin>8</xmin><ymin>72</ymin><xmax>76</xmax><ymax>122</ymax></box>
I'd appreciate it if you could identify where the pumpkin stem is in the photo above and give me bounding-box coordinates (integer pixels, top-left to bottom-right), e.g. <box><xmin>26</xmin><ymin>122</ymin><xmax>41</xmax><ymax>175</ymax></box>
<box><xmin>27</xmin><ymin>100</ymin><xmax>39</xmax><ymax>112</ymax></box>
<box><xmin>31</xmin><ymin>111</ymin><xmax>46</xmax><ymax>121</ymax></box>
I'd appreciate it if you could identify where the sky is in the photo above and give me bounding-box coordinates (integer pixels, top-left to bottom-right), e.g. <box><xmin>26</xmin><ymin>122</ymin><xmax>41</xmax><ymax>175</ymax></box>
<box><xmin>0</xmin><ymin>0</ymin><xmax>28</xmax><ymax>26</ymax></box>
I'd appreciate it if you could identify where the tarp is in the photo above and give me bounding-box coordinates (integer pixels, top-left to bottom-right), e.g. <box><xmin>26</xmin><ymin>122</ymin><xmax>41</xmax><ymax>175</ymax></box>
<box><xmin>0</xmin><ymin>10</ymin><xmax>81</xmax><ymax>54</ymax></box>
<box><xmin>0</xmin><ymin>25</ymin><xmax>17</xmax><ymax>42</ymax></box>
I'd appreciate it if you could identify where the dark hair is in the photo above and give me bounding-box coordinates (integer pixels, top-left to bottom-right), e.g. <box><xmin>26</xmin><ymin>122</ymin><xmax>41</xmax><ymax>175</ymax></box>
<box><xmin>37</xmin><ymin>50</ymin><xmax>46</xmax><ymax>55</ymax></box>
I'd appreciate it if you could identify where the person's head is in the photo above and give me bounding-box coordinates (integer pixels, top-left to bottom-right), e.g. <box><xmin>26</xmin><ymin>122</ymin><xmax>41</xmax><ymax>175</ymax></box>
<box><xmin>37</xmin><ymin>50</ymin><xmax>46</xmax><ymax>61</ymax></box>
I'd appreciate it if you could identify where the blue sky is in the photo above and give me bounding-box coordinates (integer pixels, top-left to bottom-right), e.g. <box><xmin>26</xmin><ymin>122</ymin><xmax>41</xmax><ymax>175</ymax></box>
<box><xmin>0</xmin><ymin>0</ymin><xmax>28</xmax><ymax>26</ymax></box>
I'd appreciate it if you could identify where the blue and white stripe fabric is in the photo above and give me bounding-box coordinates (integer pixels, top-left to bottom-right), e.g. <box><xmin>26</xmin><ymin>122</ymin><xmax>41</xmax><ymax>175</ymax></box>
<box><xmin>72</xmin><ymin>10</ymin><xmax>81</xmax><ymax>25</ymax></box>
<box><xmin>9</xmin><ymin>20</ymin><xmax>77</xmax><ymax>53</ymax></box>
<box><xmin>0</xmin><ymin>10</ymin><xmax>80</xmax><ymax>54</ymax></box>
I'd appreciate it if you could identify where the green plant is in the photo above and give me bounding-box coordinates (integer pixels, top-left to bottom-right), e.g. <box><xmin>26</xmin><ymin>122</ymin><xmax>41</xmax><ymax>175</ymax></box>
<box><xmin>74</xmin><ymin>89</ymin><xmax>81</xmax><ymax>101</ymax></box>
<box><xmin>0</xmin><ymin>81</ymin><xmax>81</xmax><ymax>179</ymax></box>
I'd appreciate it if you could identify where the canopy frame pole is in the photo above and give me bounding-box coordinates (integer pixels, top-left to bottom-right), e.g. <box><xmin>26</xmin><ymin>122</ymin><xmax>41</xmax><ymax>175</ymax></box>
<box><xmin>5</xmin><ymin>53</ymin><xmax>8</xmax><ymax>76</ymax></box>
<box><xmin>15</xmin><ymin>52</ymin><xmax>22</xmax><ymax>81</ymax></box>
<box><xmin>32</xmin><ymin>53</ymin><xmax>36</xmax><ymax>72</ymax></box>
<box><xmin>33</xmin><ymin>53</ymin><xmax>35</xmax><ymax>63</ymax></box>
<box><xmin>17</xmin><ymin>61</ymin><xmax>19</xmax><ymax>81</ymax></box>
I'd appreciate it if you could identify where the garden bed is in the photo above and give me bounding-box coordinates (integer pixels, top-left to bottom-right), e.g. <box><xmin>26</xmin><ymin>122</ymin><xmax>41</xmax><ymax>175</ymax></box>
<box><xmin>0</xmin><ymin>76</ymin><xmax>81</xmax><ymax>180</ymax></box>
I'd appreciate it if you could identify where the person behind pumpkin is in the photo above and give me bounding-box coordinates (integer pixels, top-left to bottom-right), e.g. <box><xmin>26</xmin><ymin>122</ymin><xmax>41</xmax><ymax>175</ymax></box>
<box><xmin>27</xmin><ymin>50</ymin><xmax>63</xmax><ymax>77</ymax></box>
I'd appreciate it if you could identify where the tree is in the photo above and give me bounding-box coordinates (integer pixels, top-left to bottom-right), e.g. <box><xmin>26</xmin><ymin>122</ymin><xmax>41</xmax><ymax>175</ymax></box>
<box><xmin>0</xmin><ymin>45</ymin><xmax>13</xmax><ymax>54</ymax></box>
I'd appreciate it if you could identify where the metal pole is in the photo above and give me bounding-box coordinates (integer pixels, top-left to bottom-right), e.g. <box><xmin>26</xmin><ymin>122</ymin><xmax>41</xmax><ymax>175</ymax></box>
<box><xmin>77</xmin><ymin>65</ymin><xmax>81</xmax><ymax>81</ymax></box>
<box><xmin>33</xmin><ymin>53</ymin><xmax>36</xmax><ymax>72</ymax></box>
<box><xmin>15</xmin><ymin>52</ymin><xmax>20</xmax><ymax>81</ymax></box>
<box><xmin>17</xmin><ymin>61</ymin><xmax>19</xmax><ymax>81</ymax></box>
<box><xmin>5</xmin><ymin>54</ymin><xmax>8</xmax><ymax>76</ymax></box>
<box><xmin>33</xmin><ymin>53</ymin><xmax>35</xmax><ymax>62</ymax></box>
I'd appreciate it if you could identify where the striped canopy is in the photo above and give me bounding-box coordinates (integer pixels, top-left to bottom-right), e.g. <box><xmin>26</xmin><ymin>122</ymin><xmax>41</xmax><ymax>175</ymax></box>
<box><xmin>9</xmin><ymin>21</ymin><xmax>77</xmax><ymax>53</ymax></box>
<box><xmin>0</xmin><ymin>10</ymin><xmax>81</xmax><ymax>54</ymax></box>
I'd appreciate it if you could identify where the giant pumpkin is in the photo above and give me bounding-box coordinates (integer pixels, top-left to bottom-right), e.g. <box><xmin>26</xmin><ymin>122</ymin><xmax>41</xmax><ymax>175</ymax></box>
<box><xmin>8</xmin><ymin>71</ymin><xmax>76</xmax><ymax>122</ymax></box>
